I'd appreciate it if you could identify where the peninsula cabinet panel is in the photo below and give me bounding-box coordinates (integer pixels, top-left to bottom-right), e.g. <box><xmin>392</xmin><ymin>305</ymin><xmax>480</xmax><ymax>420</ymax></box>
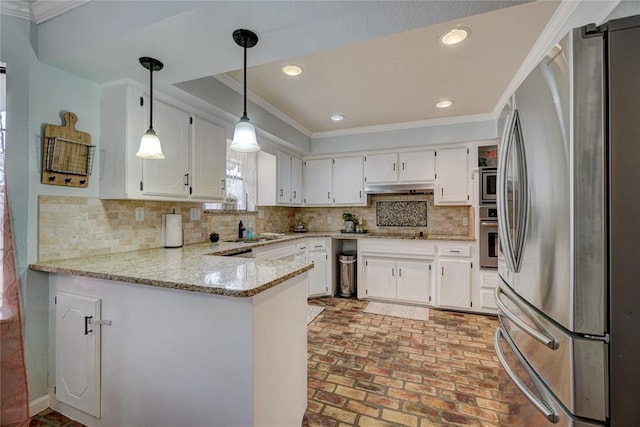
<box><xmin>55</xmin><ymin>292</ymin><xmax>101</xmax><ymax>418</ymax></box>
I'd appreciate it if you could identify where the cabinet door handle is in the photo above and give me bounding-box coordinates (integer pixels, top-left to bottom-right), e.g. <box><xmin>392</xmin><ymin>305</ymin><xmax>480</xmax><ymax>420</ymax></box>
<box><xmin>359</xmin><ymin>190</ymin><xmax>362</xmax><ymax>199</ymax></box>
<box><xmin>392</xmin><ymin>268</ymin><xmax>395</xmax><ymax>277</ymax></box>
<box><xmin>184</xmin><ymin>174</ymin><xmax>189</xmax><ymax>186</ymax></box>
<box><xmin>402</xmin><ymin>162</ymin><xmax>405</xmax><ymax>170</ymax></box>
<box><xmin>399</xmin><ymin>268</ymin><xmax>402</xmax><ymax>277</ymax></box>
<box><xmin>442</xmin><ymin>267</ymin><xmax>444</xmax><ymax>276</ymax></box>
<box><xmin>280</xmin><ymin>189</ymin><xmax>283</xmax><ymax>197</ymax></box>
<box><xmin>327</xmin><ymin>192</ymin><xmax>331</xmax><ymax>199</ymax></box>
<box><xmin>220</xmin><ymin>179</ymin><xmax>226</xmax><ymax>191</ymax></box>
<box><xmin>293</xmin><ymin>190</ymin><xmax>297</xmax><ymax>198</ymax></box>
<box><xmin>450</xmin><ymin>250</ymin><xmax>461</xmax><ymax>253</ymax></box>
<box><xmin>393</xmin><ymin>162</ymin><xmax>396</xmax><ymax>171</ymax></box>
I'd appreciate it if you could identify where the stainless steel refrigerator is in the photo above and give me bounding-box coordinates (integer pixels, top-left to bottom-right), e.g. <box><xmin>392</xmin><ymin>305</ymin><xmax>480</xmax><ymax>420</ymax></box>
<box><xmin>494</xmin><ymin>15</ymin><xmax>640</xmax><ymax>427</ymax></box>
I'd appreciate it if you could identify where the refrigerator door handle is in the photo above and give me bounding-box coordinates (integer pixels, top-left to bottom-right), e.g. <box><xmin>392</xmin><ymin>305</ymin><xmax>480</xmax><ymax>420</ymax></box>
<box><xmin>495</xmin><ymin>286</ymin><xmax>559</xmax><ymax>350</ymax></box>
<box><xmin>494</xmin><ymin>328</ymin><xmax>559</xmax><ymax>424</ymax></box>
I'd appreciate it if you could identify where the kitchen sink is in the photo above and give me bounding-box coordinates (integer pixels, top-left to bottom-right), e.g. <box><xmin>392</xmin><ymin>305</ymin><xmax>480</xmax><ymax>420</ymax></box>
<box><xmin>222</xmin><ymin>237</ymin><xmax>270</xmax><ymax>243</ymax></box>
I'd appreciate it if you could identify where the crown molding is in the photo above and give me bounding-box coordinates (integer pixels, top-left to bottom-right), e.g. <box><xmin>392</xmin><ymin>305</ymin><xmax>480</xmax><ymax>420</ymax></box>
<box><xmin>215</xmin><ymin>74</ymin><xmax>313</xmax><ymax>138</ymax></box>
<box><xmin>311</xmin><ymin>112</ymin><xmax>496</xmax><ymax>139</ymax></box>
<box><xmin>0</xmin><ymin>0</ymin><xmax>89</xmax><ymax>24</ymax></box>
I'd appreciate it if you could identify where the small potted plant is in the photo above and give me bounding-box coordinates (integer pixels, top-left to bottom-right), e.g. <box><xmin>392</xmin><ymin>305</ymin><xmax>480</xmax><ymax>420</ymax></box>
<box><xmin>342</xmin><ymin>212</ymin><xmax>358</xmax><ymax>233</ymax></box>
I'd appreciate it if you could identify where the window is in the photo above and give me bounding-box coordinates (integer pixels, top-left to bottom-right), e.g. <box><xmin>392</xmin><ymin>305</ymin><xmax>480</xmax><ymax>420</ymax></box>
<box><xmin>204</xmin><ymin>139</ymin><xmax>257</xmax><ymax>211</ymax></box>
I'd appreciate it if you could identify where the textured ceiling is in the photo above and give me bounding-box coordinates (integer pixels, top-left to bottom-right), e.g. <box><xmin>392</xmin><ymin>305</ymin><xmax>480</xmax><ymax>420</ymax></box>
<box><xmin>223</xmin><ymin>1</ymin><xmax>560</xmax><ymax>133</ymax></box>
<box><xmin>30</xmin><ymin>1</ymin><xmax>540</xmax><ymax>135</ymax></box>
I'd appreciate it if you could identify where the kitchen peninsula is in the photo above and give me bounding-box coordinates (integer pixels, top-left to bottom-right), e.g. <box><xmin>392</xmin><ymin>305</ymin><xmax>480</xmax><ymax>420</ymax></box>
<box><xmin>30</xmin><ymin>243</ymin><xmax>312</xmax><ymax>427</ymax></box>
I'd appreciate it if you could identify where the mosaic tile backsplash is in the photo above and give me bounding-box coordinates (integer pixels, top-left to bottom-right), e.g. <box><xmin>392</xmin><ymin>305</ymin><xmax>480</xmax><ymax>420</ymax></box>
<box><xmin>376</xmin><ymin>201</ymin><xmax>427</xmax><ymax>227</ymax></box>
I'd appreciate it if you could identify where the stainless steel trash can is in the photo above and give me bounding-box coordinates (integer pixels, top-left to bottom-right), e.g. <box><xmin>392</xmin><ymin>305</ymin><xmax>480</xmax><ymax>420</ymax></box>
<box><xmin>338</xmin><ymin>252</ymin><xmax>357</xmax><ymax>297</ymax></box>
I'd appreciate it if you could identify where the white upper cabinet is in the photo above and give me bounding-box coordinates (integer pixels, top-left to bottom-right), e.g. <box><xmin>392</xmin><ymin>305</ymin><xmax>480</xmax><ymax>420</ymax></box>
<box><xmin>100</xmin><ymin>83</ymin><xmax>226</xmax><ymax>201</ymax></box>
<box><xmin>291</xmin><ymin>157</ymin><xmax>303</xmax><ymax>205</ymax></box>
<box><xmin>399</xmin><ymin>150</ymin><xmax>436</xmax><ymax>182</ymax></box>
<box><xmin>364</xmin><ymin>150</ymin><xmax>436</xmax><ymax>185</ymax></box>
<box><xmin>277</xmin><ymin>151</ymin><xmax>293</xmax><ymax>204</ymax></box>
<box><xmin>434</xmin><ymin>147</ymin><xmax>471</xmax><ymax>205</ymax></box>
<box><xmin>364</xmin><ymin>153</ymin><xmax>398</xmax><ymax>184</ymax></box>
<box><xmin>274</xmin><ymin>151</ymin><xmax>303</xmax><ymax>205</ymax></box>
<box><xmin>333</xmin><ymin>156</ymin><xmax>364</xmax><ymax>205</ymax></box>
<box><xmin>140</xmin><ymin>97</ymin><xmax>190</xmax><ymax>197</ymax></box>
<box><xmin>304</xmin><ymin>158</ymin><xmax>333</xmax><ymax>205</ymax></box>
<box><xmin>190</xmin><ymin>116</ymin><xmax>226</xmax><ymax>200</ymax></box>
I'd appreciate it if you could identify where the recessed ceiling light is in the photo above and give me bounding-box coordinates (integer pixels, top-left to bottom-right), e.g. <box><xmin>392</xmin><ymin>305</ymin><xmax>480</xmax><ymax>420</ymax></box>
<box><xmin>440</xmin><ymin>27</ymin><xmax>470</xmax><ymax>45</ymax></box>
<box><xmin>282</xmin><ymin>65</ymin><xmax>303</xmax><ymax>76</ymax></box>
<box><xmin>436</xmin><ymin>100</ymin><xmax>454</xmax><ymax>109</ymax></box>
<box><xmin>330</xmin><ymin>114</ymin><xmax>345</xmax><ymax>122</ymax></box>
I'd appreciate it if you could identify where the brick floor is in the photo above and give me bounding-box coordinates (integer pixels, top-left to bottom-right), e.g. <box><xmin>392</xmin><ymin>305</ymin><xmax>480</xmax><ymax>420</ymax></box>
<box><xmin>303</xmin><ymin>298</ymin><xmax>501</xmax><ymax>427</ymax></box>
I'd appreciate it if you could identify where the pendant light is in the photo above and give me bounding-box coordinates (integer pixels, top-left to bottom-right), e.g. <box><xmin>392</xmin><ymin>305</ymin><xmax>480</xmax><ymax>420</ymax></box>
<box><xmin>136</xmin><ymin>57</ymin><xmax>165</xmax><ymax>159</ymax></box>
<box><xmin>230</xmin><ymin>29</ymin><xmax>260</xmax><ymax>152</ymax></box>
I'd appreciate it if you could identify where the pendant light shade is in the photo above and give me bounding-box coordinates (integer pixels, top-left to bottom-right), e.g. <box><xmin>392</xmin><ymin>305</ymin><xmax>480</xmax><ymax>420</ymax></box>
<box><xmin>137</xmin><ymin>57</ymin><xmax>165</xmax><ymax>159</ymax></box>
<box><xmin>230</xmin><ymin>29</ymin><xmax>260</xmax><ymax>153</ymax></box>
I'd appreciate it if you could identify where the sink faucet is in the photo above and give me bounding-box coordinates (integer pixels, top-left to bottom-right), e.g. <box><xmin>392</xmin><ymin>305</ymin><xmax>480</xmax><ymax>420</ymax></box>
<box><xmin>238</xmin><ymin>220</ymin><xmax>246</xmax><ymax>239</ymax></box>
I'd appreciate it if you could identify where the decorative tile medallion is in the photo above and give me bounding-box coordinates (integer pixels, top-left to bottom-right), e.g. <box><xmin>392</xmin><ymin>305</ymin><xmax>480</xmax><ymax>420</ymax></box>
<box><xmin>376</xmin><ymin>201</ymin><xmax>427</xmax><ymax>227</ymax></box>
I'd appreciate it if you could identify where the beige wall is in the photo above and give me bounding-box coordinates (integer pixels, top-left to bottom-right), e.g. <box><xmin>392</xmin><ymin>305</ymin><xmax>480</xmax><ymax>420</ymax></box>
<box><xmin>38</xmin><ymin>195</ymin><xmax>470</xmax><ymax>261</ymax></box>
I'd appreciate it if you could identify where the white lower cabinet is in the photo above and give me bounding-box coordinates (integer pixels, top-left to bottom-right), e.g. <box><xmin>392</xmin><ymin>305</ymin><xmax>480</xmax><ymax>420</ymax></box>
<box><xmin>307</xmin><ymin>238</ymin><xmax>331</xmax><ymax>297</ymax></box>
<box><xmin>362</xmin><ymin>257</ymin><xmax>433</xmax><ymax>304</ymax></box>
<box><xmin>396</xmin><ymin>260</ymin><xmax>433</xmax><ymax>303</ymax></box>
<box><xmin>435</xmin><ymin>244</ymin><xmax>473</xmax><ymax>310</ymax></box>
<box><xmin>362</xmin><ymin>258</ymin><xmax>397</xmax><ymax>299</ymax></box>
<box><xmin>477</xmin><ymin>270</ymin><xmax>498</xmax><ymax>311</ymax></box>
<box><xmin>55</xmin><ymin>291</ymin><xmax>102</xmax><ymax>418</ymax></box>
<box><xmin>437</xmin><ymin>259</ymin><xmax>471</xmax><ymax>308</ymax></box>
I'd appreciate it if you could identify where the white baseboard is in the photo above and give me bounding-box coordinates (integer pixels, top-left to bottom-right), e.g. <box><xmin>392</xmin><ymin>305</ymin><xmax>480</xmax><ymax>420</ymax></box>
<box><xmin>29</xmin><ymin>395</ymin><xmax>50</xmax><ymax>416</ymax></box>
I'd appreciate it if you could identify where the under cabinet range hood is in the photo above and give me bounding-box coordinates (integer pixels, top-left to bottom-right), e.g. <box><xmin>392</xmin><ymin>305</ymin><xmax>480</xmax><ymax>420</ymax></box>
<box><xmin>364</xmin><ymin>183</ymin><xmax>434</xmax><ymax>195</ymax></box>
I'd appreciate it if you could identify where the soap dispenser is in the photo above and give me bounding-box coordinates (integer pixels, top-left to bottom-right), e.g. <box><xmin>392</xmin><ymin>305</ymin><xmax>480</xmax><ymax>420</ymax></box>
<box><xmin>247</xmin><ymin>222</ymin><xmax>254</xmax><ymax>238</ymax></box>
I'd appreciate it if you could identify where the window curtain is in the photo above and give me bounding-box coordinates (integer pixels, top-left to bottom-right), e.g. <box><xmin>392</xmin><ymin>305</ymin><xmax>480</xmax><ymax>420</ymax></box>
<box><xmin>0</xmin><ymin>64</ymin><xmax>30</xmax><ymax>426</ymax></box>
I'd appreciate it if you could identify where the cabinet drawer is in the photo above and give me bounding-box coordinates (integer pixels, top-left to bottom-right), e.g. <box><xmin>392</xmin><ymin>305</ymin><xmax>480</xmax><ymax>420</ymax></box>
<box><xmin>307</xmin><ymin>240</ymin><xmax>327</xmax><ymax>251</ymax></box>
<box><xmin>438</xmin><ymin>245</ymin><xmax>471</xmax><ymax>257</ymax></box>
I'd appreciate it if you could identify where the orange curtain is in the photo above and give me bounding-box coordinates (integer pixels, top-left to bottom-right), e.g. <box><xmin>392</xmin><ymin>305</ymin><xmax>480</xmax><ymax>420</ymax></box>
<box><xmin>0</xmin><ymin>69</ymin><xmax>30</xmax><ymax>425</ymax></box>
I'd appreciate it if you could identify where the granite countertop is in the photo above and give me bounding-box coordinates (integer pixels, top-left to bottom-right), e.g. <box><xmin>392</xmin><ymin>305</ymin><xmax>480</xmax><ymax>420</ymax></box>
<box><xmin>30</xmin><ymin>232</ymin><xmax>473</xmax><ymax>298</ymax></box>
<box><xmin>30</xmin><ymin>243</ymin><xmax>313</xmax><ymax>298</ymax></box>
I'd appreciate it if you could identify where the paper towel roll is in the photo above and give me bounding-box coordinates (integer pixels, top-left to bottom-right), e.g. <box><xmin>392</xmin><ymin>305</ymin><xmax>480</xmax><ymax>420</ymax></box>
<box><xmin>162</xmin><ymin>214</ymin><xmax>183</xmax><ymax>248</ymax></box>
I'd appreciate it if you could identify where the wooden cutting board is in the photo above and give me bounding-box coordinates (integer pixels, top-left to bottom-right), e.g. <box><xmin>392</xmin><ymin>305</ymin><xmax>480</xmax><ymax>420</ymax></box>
<box><xmin>42</xmin><ymin>112</ymin><xmax>94</xmax><ymax>188</ymax></box>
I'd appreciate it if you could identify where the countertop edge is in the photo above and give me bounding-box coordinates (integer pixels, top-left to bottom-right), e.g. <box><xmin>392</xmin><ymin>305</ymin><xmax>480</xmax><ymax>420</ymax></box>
<box><xmin>30</xmin><ymin>262</ymin><xmax>314</xmax><ymax>298</ymax></box>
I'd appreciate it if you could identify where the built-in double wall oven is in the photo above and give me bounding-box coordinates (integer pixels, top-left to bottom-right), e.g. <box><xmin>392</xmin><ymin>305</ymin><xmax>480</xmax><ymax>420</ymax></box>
<box><xmin>479</xmin><ymin>206</ymin><xmax>498</xmax><ymax>269</ymax></box>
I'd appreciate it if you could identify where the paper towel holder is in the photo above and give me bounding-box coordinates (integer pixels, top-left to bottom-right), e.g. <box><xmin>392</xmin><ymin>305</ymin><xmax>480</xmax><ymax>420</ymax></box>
<box><xmin>162</xmin><ymin>213</ymin><xmax>183</xmax><ymax>248</ymax></box>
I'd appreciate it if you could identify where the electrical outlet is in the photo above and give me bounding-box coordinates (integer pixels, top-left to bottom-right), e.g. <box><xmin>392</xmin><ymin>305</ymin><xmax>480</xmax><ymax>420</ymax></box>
<box><xmin>462</xmin><ymin>217</ymin><xmax>469</xmax><ymax>226</ymax></box>
<box><xmin>327</xmin><ymin>216</ymin><xmax>332</xmax><ymax>224</ymax></box>
<box><xmin>258</xmin><ymin>210</ymin><xmax>265</xmax><ymax>219</ymax></box>
<box><xmin>135</xmin><ymin>207</ymin><xmax>144</xmax><ymax>222</ymax></box>
<box><xmin>190</xmin><ymin>208</ymin><xmax>201</xmax><ymax>221</ymax></box>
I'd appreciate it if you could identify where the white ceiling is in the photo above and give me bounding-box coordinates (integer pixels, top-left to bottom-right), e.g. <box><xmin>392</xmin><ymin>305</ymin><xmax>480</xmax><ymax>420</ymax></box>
<box><xmin>5</xmin><ymin>0</ymin><xmax>563</xmax><ymax>137</ymax></box>
<box><xmin>223</xmin><ymin>1</ymin><xmax>560</xmax><ymax>133</ymax></box>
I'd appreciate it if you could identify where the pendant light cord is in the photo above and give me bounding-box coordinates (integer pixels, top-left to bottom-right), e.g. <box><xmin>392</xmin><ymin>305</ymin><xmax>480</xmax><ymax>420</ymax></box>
<box><xmin>243</xmin><ymin>39</ymin><xmax>248</xmax><ymax>117</ymax></box>
<box><xmin>149</xmin><ymin>66</ymin><xmax>154</xmax><ymax>131</ymax></box>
